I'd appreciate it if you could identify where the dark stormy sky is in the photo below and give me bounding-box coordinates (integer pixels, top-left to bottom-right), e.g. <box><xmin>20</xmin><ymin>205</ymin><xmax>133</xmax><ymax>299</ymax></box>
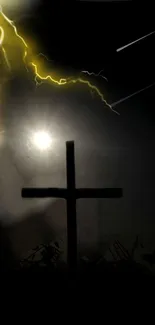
<box><xmin>0</xmin><ymin>0</ymin><xmax>155</xmax><ymax>261</ymax></box>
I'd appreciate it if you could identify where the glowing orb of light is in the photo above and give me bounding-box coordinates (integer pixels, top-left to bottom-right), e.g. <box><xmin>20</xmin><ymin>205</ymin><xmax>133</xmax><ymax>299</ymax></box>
<box><xmin>32</xmin><ymin>131</ymin><xmax>52</xmax><ymax>151</ymax></box>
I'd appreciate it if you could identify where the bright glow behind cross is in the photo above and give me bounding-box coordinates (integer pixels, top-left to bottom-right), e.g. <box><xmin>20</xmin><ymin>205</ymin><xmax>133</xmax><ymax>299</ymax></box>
<box><xmin>32</xmin><ymin>131</ymin><xmax>52</xmax><ymax>151</ymax></box>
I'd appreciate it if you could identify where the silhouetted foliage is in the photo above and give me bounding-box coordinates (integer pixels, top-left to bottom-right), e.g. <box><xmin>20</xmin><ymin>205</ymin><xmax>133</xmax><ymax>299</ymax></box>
<box><xmin>19</xmin><ymin>241</ymin><xmax>63</xmax><ymax>271</ymax></box>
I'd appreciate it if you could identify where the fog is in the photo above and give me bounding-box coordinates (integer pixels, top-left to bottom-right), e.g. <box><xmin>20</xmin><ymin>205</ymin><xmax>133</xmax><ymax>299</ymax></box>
<box><xmin>0</xmin><ymin>76</ymin><xmax>155</xmax><ymax>266</ymax></box>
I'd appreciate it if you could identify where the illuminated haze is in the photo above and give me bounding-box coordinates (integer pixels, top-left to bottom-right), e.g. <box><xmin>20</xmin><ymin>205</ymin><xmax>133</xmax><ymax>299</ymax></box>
<box><xmin>0</xmin><ymin>0</ymin><xmax>40</xmax><ymax>14</ymax></box>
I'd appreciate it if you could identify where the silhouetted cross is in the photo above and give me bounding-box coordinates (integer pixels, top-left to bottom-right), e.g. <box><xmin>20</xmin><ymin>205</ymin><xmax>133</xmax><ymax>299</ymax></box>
<box><xmin>22</xmin><ymin>141</ymin><xmax>123</xmax><ymax>271</ymax></box>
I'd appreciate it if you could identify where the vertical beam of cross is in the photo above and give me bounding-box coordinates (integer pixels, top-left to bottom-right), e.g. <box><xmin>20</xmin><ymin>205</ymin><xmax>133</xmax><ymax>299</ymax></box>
<box><xmin>66</xmin><ymin>141</ymin><xmax>77</xmax><ymax>271</ymax></box>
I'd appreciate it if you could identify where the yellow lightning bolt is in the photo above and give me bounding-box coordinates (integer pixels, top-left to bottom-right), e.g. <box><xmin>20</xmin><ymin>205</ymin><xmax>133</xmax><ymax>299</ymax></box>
<box><xmin>0</xmin><ymin>25</ymin><xmax>10</xmax><ymax>69</ymax></box>
<box><xmin>0</xmin><ymin>25</ymin><xmax>4</xmax><ymax>44</ymax></box>
<box><xmin>0</xmin><ymin>6</ymin><xmax>119</xmax><ymax>115</ymax></box>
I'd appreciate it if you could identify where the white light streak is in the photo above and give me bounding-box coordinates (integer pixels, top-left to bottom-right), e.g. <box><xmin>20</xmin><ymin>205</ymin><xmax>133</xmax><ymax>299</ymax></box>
<box><xmin>111</xmin><ymin>82</ymin><xmax>155</xmax><ymax>108</ymax></box>
<box><xmin>117</xmin><ymin>31</ymin><xmax>155</xmax><ymax>52</ymax></box>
